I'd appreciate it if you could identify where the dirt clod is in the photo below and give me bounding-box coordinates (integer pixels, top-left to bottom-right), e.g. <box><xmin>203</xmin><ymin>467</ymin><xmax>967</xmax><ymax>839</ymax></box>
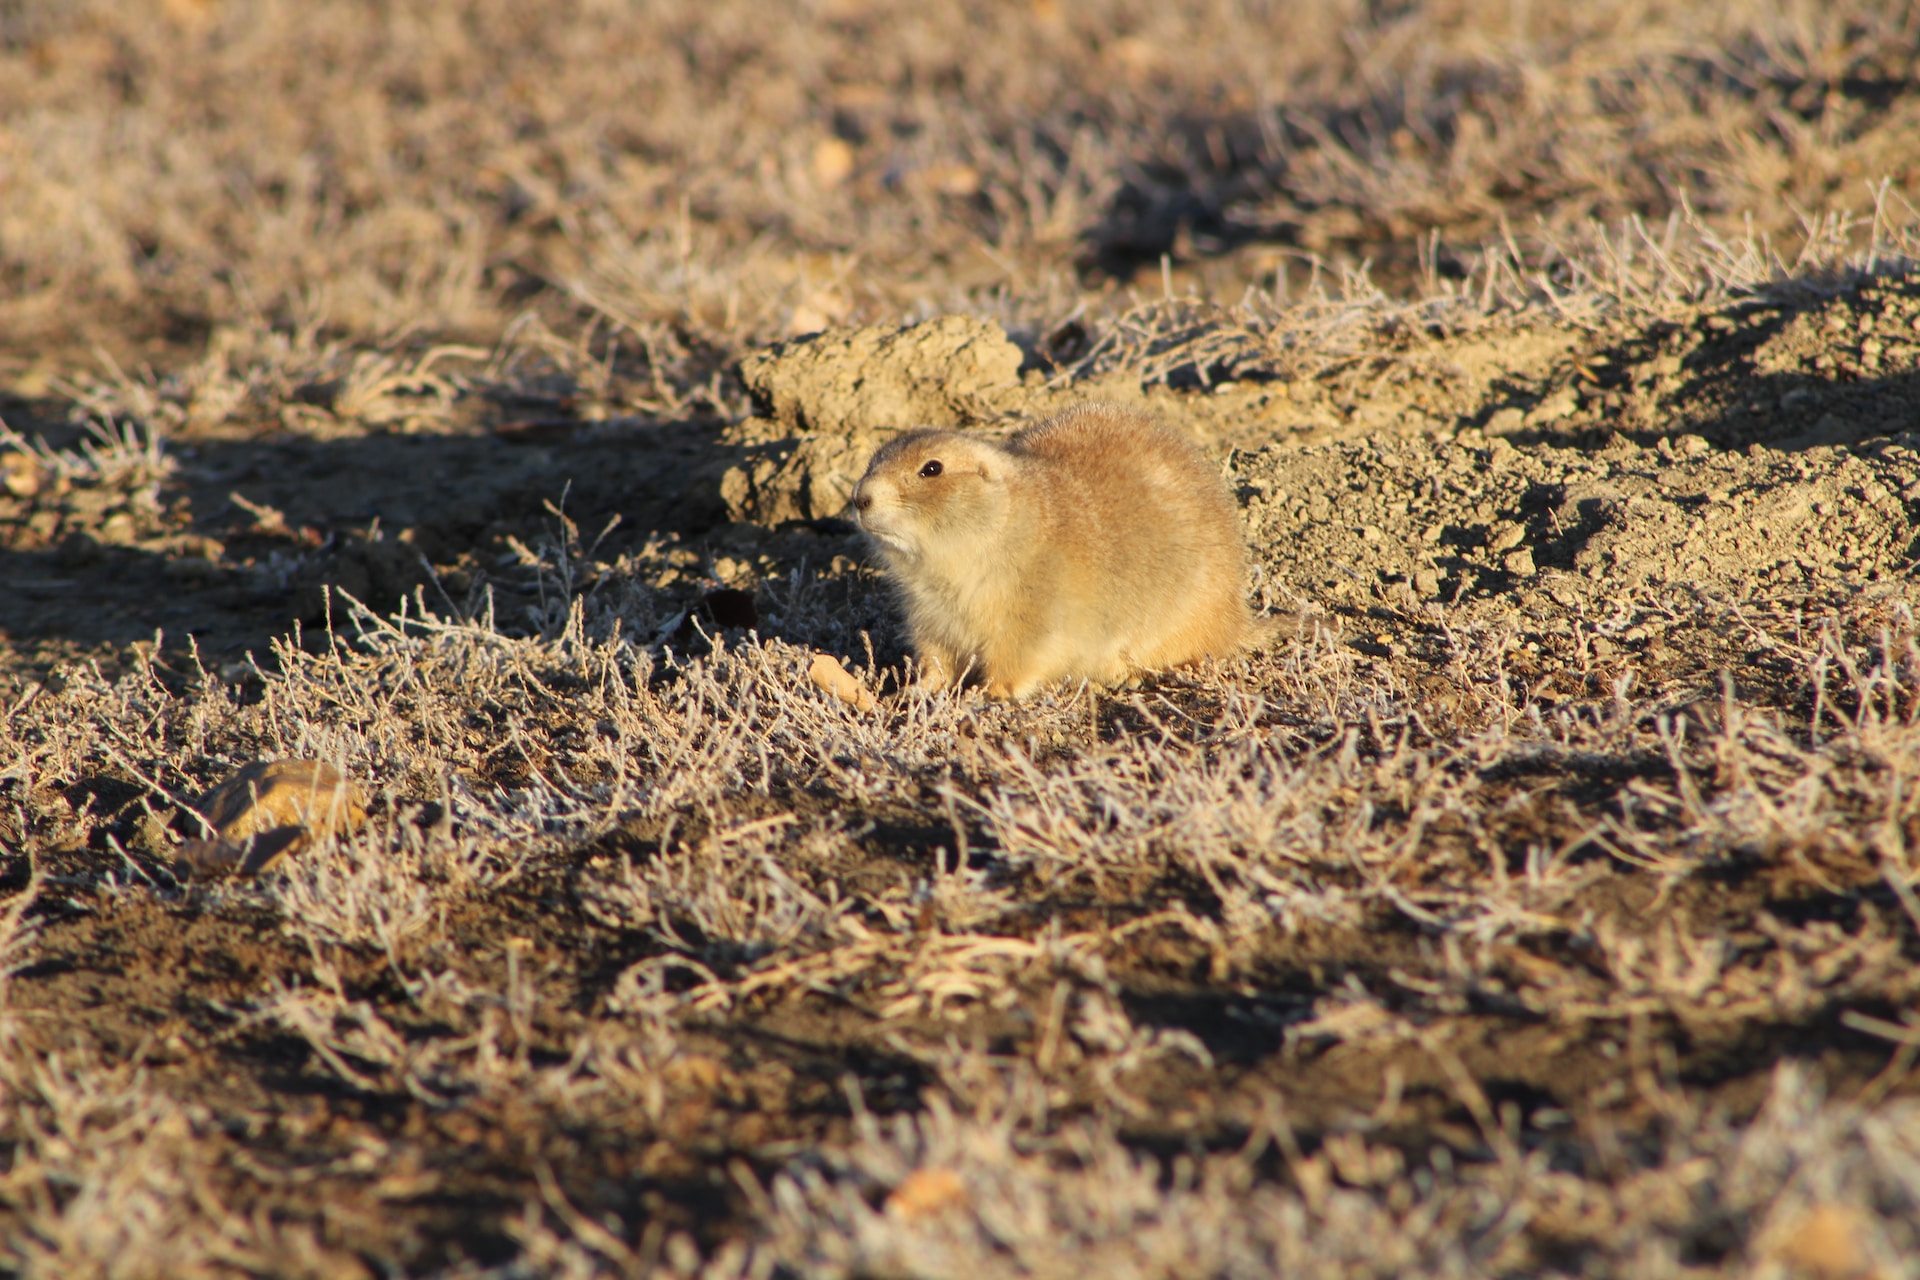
<box><xmin>1</xmin><ymin>451</ymin><xmax>43</xmax><ymax>498</ymax></box>
<box><xmin>722</xmin><ymin>316</ymin><xmax>1024</xmax><ymax>523</ymax></box>
<box><xmin>1772</xmin><ymin>1205</ymin><xmax>1873</xmax><ymax>1280</ymax></box>
<box><xmin>885</xmin><ymin>1168</ymin><xmax>969</xmax><ymax>1221</ymax></box>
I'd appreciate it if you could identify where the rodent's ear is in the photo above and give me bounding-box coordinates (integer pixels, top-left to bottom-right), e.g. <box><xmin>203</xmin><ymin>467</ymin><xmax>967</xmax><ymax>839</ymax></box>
<box><xmin>970</xmin><ymin>450</ymin><xmax>1008</xmax><ymax>482</ymax></box>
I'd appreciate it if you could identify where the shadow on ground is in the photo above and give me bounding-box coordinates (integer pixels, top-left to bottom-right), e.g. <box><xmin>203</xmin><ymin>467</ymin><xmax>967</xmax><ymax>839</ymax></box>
<box><xmin>0</xmin><ymin>406</ymin><xmax>878</xmax><ymax>670</ymax></box>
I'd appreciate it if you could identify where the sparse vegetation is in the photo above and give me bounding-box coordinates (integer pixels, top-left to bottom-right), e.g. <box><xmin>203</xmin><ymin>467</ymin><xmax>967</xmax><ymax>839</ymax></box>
<box><xmin>6</xmin><ymin>2</ymin><xmax>1920</xmax><ymax>1276</ymax></box>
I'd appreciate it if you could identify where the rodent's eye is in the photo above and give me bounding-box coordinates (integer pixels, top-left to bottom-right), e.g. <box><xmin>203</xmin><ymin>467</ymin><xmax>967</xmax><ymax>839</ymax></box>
<box><xmin>918</xmin><ymin>459</ymin><xmax>944</xmax><ymax>478</ymax></box>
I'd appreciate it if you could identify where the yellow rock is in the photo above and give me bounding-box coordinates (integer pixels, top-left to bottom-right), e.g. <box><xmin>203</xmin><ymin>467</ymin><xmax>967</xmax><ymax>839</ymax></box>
<box><xmin>811</xmin><ymin>136</ymin><xmax>855</xmax><ymax>189</ymax></box>
<box><xmin>1</xmin><ymin>451</ymin><xmax>42</xmax><ymax>498</ymax></box>
<box><xmin>1774</xmin><ymin>1203</ymin><xmax>1872</xmax><ymax>1280</ymax></box>
<box><xmin>884</xmin><ymin>1168</ymin><xmax>967</xmax><ymax>1221</ymax></box>
<box><xmin>176</xmin><ymin>759</ymin><xmax>366</xmax><ymax>877</ymax></box>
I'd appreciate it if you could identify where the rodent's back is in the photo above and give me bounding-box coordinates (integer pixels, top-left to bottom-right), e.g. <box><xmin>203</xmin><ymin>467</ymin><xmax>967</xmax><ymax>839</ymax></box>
<box><xmin>1009</xmin><ymin>404</ymin><xmax>1251</xmax><ymax>669</ymax></box>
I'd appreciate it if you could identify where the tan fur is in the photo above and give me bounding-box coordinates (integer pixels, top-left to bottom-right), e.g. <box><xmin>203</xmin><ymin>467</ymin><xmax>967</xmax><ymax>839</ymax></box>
<box><xmin>851</xmin><ymin>403</ymin><xmax>1254</xmax><ymax>699</ymax></box>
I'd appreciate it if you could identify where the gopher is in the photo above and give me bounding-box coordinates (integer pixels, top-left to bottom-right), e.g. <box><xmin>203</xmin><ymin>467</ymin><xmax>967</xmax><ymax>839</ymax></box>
<box><xmin>851</xmin><ymin>403</ymin><xmax>1256</xmax><ymax>698</ymax></box>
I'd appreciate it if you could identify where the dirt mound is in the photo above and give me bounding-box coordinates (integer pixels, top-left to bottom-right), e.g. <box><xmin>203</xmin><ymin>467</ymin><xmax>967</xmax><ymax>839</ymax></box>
<box><xmin>1633</xmin><ymin>279</ymin><xmax>1916</xmax><ymax>448</ymax></box>
<box><xmin>719</xmin><ymin>316</ymin><xmax>1025</xmax><ymax>524</ymax></box>
<box><xmin>1442</xmin><ymin>275</ymin><xmax>1920</xmax><ymax>454</ymax></box>
<box><xmin>1234</xmin><ymin>427</ymin><xmax>1918</xmax><ymax>612</ymax></box>
<box><xmin>741</xmin><ymin>315</ymin><xmax>1026</xmax><ymax>434</ymax></box>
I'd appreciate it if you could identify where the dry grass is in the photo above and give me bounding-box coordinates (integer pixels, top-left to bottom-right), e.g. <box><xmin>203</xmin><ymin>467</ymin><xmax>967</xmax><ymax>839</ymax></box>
<box><xmin>5</xmin><ymin>536</ymin><xmax>1920</xmax><ymax>1274</ymax></box>
<box><xmin>7</xmin><ymin>1</ymin><xmax>1920</xmax><ymax>1276</ymax></box>
<box><xmin>6</xmin><ymin>0</ymin><xmax>1920</xmax><ymax>351</ymax></box>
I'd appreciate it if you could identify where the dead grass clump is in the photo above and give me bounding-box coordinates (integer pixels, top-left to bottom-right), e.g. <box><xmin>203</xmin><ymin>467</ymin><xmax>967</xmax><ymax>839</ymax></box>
<box><xmin>0</xmin><ymin>1052</ymin><xmax>371</xmax><ymax>1280</ymax></box>
<box><xmin>9</xmin><ymin>0</ymin><xmax>1920</xmax><ymax>350</ymax></box>
<box><xmin>3</xmin><ymin>565</ymin><xmax>1920</xmax><ymax>1272</ymax></box>
<box><xmin>752</xmin><ymin>1064</ymin><xmax>1920</xmax><ymax>1279</ymax></box>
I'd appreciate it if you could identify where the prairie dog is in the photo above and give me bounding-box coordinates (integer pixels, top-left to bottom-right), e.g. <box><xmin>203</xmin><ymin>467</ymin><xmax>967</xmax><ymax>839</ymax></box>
<box><xmin>851</xmin><ymin>403</ymin><xmax>1254</xmax><ymax>699</ymax></box>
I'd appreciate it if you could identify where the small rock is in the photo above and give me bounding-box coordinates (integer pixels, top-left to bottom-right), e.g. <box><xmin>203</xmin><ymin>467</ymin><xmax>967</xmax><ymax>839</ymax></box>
<box><xmin>1772</xmin><ymin>1203</ymin><xmax>1868</xmax><ymax>1280</ymax></box>
<box><xmin>914</xmin><ymin>161</ymin><xmax>981</xmax><ymax>198</ymax></box>
<box><xmin>884</xmin><ymin>1168</ymin><xmax>968</xmax><ymax>1221</ymax></box>
<box><xmin>1488</xmin><ymin>522</ymin><xmax>1526</xmax><ymax>553</ymax></box>
<box><xmin>1486</xmin><ymin>407</ymin><xmax>1526</xmax><ymax>436</ymax></box>
<box><xmin>1524</xmin><ymin>389</ymin><xmax>1579</xmax><ymax>425</ymax></box>
<box><xmin>97</xmin><ymin>511</ymin><xmax>139</xmax><ymax>545</ymax></box>
<box><xmin>1502</xmin><ymin>548</ymin><xmax>1537</xmax><ymax>576</ymax></box>
<box><xmin>811</xmin><ymin>136</ymin><xmax>855</xmax><ymax>188</ymax></box>
<box><xmin>176</xmin><ymin>759</ymin><xmax>367</xmax><ymax>878</ymax></box>
<box><xmin>788</xmin><ymin>296</ymin><xmax>845</xmax><ymax>336</ymax></box>
<box><xmin>1412</xmin><ymin>568</ymin><xmax>1441</xmax><ymax>596</ymax></box>
<box><xmin>1</xmin><ymin>451</ymin><xmax>43</xmax><ymax>498</ymax></box>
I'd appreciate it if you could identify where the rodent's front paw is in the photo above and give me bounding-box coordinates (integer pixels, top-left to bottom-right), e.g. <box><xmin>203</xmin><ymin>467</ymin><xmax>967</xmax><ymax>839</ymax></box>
<box><xmin>910</xmin><ymin>647</ymin><xmax>969</xmax><ymax>692</ymax></box>
<box><xmin>911</xmin><ymin>664</ymin><xmax>953</xmax><ymax>692</ymax></box>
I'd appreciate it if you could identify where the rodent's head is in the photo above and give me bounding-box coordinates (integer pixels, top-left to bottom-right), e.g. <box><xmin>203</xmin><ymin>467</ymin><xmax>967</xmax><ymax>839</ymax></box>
<box><xmin>852</xmin><ymin>430</ymin><xmax>1012</xmax><ymax>561</ymax></box>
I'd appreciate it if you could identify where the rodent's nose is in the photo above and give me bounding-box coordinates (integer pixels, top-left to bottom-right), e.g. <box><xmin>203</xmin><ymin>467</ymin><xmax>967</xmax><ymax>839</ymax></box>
<box><xmin>853</xmin><ymin>490</ymin><xmax>872</xmax><ymax>515</ymax></box>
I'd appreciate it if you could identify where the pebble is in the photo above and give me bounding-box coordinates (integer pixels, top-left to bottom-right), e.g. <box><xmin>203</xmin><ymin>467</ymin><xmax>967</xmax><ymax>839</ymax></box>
<box><xmin>1</xmin><ymin>452</ymin><xmax>43</xmax><ymax>498</ymax></box>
